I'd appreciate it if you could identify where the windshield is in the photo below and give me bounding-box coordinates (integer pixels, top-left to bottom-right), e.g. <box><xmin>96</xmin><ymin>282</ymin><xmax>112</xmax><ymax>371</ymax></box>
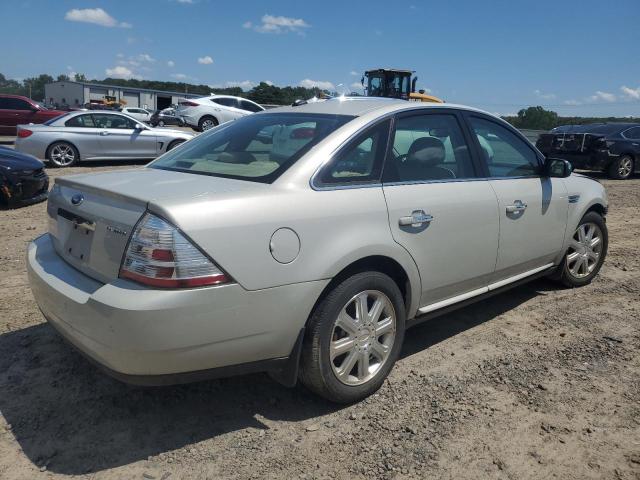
<box><xmin>149</xmin><ymin>113</ymin><xmax>355</xmax><ymax>183</ymax></box>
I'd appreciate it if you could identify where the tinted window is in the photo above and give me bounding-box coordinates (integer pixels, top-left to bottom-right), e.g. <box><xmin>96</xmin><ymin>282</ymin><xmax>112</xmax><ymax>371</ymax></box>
<box><xmin>212</xmin><ymin>97</ymin><xmax>238</xmax><ymax>108</ymax></box>
<box><xmin>239</xmin><ymin>100</ymin><xmax>263</xmax><ymax>113</ymax></box>
<box><xmin>623</xmin><ymin>127</ymin><xmax>640</xmax><ymax>140</ymax></box>
<box><xmin>65</xmin><ymin>115</ymin><xmax>96</xmax><ymax>128</ymax></box>
<box><xmin>318</xmin><ymin>120</ymin><xmax>390</xmax><ymax>186</ymax></box>
<box><xmin>1</xmin><ymin>98</ymin><xmax>32</xmax><ymax>110</ymax></box>
<box><xmin>469</xmin><ymin>117</ymin><xmax>540</xmax><ymax>177</ymax></box>
<box><xmin>92</xmin><ymin>114</ymin><xmax>136</xmax><ymax>129</ymax></box>
<box><xmin>0</xmin><ymin>98</ymin><xmax>8</xmax><ymax>109</ymax></box>
<box><xmin>384</xmin><ymin>113</ymin><xmax>475</xmax><ymax>182</ymax></box>
<box><xmin>150</xmin><ymin>113</ymin><xmax>354</xmax><ymax>183</ymax></box>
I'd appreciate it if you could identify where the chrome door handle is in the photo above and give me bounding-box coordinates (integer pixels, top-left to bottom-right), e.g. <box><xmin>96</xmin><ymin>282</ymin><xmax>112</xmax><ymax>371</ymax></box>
<box><xmin>399</xmin><ymin>210</ymin><xmax>434</xmax><ymax>227</ymax></box>
<box><xmin>100</xmin><ymin>131</ymin><xmax>110</xmax><ymax>136</ymax></box>
<box><xmin>506</xmin><ymin>200</ymin><xmax>527</xmax><ymax>213</ymax></box>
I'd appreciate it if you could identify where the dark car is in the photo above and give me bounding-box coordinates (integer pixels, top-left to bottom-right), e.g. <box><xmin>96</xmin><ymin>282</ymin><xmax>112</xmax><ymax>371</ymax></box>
<box><xmin>0</xmin><ymin>147</ymin><xmax>49</xmax><ymax>208</ymax></box>
<box><xmin>149</xmin><ymin>108</ymin><xmax>185</xmax><ymax>127</ymax></box>
<box><xmin>0</xmin><ymin>95</ymin><xmax>66</xmax><ymax>136</ymax></box>
<box><xmin>536</xmin><ymin>123</ymin><xmax>640</xmax><ymax>179</ymax></box>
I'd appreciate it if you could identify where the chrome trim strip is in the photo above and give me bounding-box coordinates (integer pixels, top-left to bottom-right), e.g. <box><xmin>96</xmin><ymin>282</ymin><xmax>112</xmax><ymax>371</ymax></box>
<box><xmin>417</xmin><ymin>263</ymin><xmax>554</xmax><ymax>315</ymax></box>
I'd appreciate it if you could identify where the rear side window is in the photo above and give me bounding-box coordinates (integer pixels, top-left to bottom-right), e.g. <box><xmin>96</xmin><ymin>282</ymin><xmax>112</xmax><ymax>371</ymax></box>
<box><xmin>468</xmin><ymin>117</ymin><xmax>540</xmax><ymax>177</ymax></box>
<box><xmin>317</xmin><ymin>120</ymin><xmax>390</xmax><ymax>186</ymax></box>
<box><xmin>65</xmin><ymin>114</ymin><xmax>96</xmax><ymax>128</ymax></box>
<box><xmin>150</xmin><ymin>113</ymin><xmax>354</xmax><ymax>183</ymax></box>
<box><xmin>239</xmin><ymin>100</ymin><xmax>263</xmax><ymax>113</ymax></box>
<box><xmin>1</xmin><ymin>98</ymin><xmax>32</xmax><ymax>110</ymax></box>
<box><xmin>384</xmin><ymin>113</ymin><xmax>475</xmax><ymax>182</ymax></box>
<box><xmin>212</xmin><ymin>98</ymin><xmax>238</xmax><ymax>108</ymax></box>
<box><xmin>92</xmin><ymin>114</ymin><xmax>136</xmax><ymax>129</ymax></box>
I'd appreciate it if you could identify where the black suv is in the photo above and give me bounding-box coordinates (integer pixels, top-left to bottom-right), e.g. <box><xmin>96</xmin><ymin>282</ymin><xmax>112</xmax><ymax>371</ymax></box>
<box><xmin>536</xmin><ymin>123</ymin><xmax>640</xmax><ymax>179</ymax></box>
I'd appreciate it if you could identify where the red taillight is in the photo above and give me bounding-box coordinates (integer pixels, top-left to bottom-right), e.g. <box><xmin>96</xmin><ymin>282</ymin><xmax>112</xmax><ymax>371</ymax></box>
<box><xmin>290</xmin><ymin>127</ymin><xmax>316</xmax><ymax>139</ymax></box>
<box><xmin>18</xmin><ymin>129</ymin><xmax>33</xmax><ymax>138</ymax></box>
<box><xmin>119</xmin><ymin>213</ymin><xmax>231</xmax><ymax>288</ymax></box>
<box><xmin>179</xmin><ymin>101</ymin><xmax>199</xmax><ymax>107</ymax></box>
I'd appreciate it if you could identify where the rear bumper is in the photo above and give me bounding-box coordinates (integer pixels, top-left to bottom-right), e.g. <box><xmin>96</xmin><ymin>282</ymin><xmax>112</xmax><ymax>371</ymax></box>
<box><xmin>27</xmin><ymin>234</ymin><xmax>327</xmax><ymax>381</ymax></box>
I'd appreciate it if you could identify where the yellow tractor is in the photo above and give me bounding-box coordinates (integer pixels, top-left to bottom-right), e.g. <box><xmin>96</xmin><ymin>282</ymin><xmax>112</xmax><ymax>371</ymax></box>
<box><xmin>362</xmin><ymin>68</ymin><xmax>443</xmax><ymax>103</ymax></box>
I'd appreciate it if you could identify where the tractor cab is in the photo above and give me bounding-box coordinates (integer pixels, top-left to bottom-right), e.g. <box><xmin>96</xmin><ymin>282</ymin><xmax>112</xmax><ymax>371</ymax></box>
<box><xmin>362</xmin><ymin>68</ymin><xmax>444</xmax><ymax>103</ymax></box>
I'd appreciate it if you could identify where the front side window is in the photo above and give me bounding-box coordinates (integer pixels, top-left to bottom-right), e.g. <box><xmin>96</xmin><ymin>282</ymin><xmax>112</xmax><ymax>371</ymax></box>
<box><xmin>150</xmin><ymin>113</ymin><xmax>354</xmax><ymax>183</ymax></box>
<box><xmin>316</xmin><ymin>120</ymin><xmax>390</xmax><ymax>186</ymax></box>
<box><xmin>623</xmin><ymin>126</ymin><xmax>640</xmax><ymax>140</ymax></box>
<box><xmin>6</xmin><ymin>98</ymin><xmax>32</xmax><ymax>110</ymax></box>
<box><xmin>92</xmin><ymin>114</ymin><xmax>136</xmax><ymax>129</ymax></box>
<box><xmin>65</xmin><ymin>114</ymin><xmax>96</xmax><ymax>128</ymax></box>
<box><xmin>469</xmin><ymin>117</ymin><xmax>540</xmax><ymax>177</ymax></box>
<box><xmin>384</xmin><ymin>113</ymin><xmax>475</xmax><ymax>182</ymax></box>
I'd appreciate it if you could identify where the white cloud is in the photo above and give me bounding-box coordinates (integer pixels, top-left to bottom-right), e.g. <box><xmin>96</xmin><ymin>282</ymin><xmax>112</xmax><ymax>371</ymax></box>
<box><xmin>620</xmin><ymin>85</ymin><xmax>640</xmax><ymax>100</ymax></box>
<box><xmin>116</xmin><ymin>53</ymin><xmax>125</xmax><ymax>58</ymax></box>
<box><xmin>263</xmin><ymin>80</ymin><xmax>274</xmax><ymax>86</ymax></box>
<box><xmin>167</xmin><ymin>60</ymin><xmax>175</xmax><ymax>68</ymax></box>
<box><xmin>350</xmin><ymin>82</ymin><xmax>364</xmax><ymax>91</ymax></box>
<box><xmin>588</xmin><ymin>91</ymin><xmax>616</xmax><ymax>103</ymax></box>
<box><xmin>245</xmin><ymin>14</ymin><xmax>310</xmax><ymax>34</ymax></box>
<box><xmin>299</xmin><ymin>79</ymin><xmax>335</xmax><ymax>90</ymax></box>
<box><xmin>105</xmin><ymin>65</ymin><xmax>139</xmax><ymax>79</ymax></box>
<box><xmin>198</xmin><ymin>55</ymin><xmax>213</xmax><ymax>65</ymax></box>
<box><xmin>563</xmin><ymin>99</ymin><xmax>582</xmax><ymax>106</ymax></box>
<box><xmin>176</xmin><ymin>0</ymin><xmax>193</xmax><ymax>3</ymax></box>
<box><xmin>171</xmin><ymin>73</ymin><xmax>188</xmax><ymax>80</ymax></box>
<box><xmin>65</xmin><ymin>8</ymin><xmax>131</xmax><ymax>28</ymax></box>
<box><xmin>350</xmin><ymin>71</ymin><xmax>359</xmax><ymax>76</ymax></box>
<box><xmin>534</xmin><ymin>89</ymin><xmax>556</xmax><ymax>100</ymax></box>
<box><xmin>137</xmin><ymin>53</ymin><xmax>155</xmax><ymax>63</ymax></box>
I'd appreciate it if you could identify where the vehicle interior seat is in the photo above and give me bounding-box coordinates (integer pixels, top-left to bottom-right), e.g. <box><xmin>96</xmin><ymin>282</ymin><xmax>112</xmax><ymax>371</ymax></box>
<box><xmin>398</xmin><ymin>137</ymin><xmax>455</xmax><ymax>181</ymax></box>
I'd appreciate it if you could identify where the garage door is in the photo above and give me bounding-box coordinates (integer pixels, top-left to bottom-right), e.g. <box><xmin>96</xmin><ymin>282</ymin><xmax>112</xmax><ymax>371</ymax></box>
<box><xmin>89</xmin><ymin>87</ymin><xmax>108</xmax><ymax>101</ymax></box>
<box><xmin>122</xmin><ymin>91</ymin><xmax>139</xmax><ymax>108</ymax></box>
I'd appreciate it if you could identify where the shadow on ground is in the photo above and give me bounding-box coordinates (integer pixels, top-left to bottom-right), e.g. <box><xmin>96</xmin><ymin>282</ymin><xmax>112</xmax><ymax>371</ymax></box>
<box><xmin>0</xmin><ymin>278</ymin><xmax>556</xmax><ymax>474</ymax></box>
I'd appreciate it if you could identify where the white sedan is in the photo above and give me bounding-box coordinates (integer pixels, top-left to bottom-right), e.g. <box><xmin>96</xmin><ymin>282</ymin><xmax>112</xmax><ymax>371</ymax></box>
<box><xmin>177</xmin><ymin>94</ymin><xmax>264</xmax><ymax>131</ymax></box>
<box><xmin>121</xmin><ymin>107</ymin><xmax>152</xmax><ymax>123</ymax></box>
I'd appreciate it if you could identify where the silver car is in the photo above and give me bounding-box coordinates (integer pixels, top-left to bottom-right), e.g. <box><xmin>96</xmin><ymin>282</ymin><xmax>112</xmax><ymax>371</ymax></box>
<box><xmin>15</xmin><ymin>110</ymin><xmax>194</xmax><ymax>167</ymax></box>
<box><xmin>27</xmin><ymin>98</ymin><xmax>608</xmax><ymax>403</ymax></box>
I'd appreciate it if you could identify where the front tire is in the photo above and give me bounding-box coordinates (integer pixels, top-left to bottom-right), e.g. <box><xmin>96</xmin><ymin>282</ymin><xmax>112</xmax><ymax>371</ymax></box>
<box><xmin>166</xmin><ymin>139</ymin><xmax>185</xmax><ymax>152</ymax></box>
<box><xmin>607</xmin><ymin>155</ymin><xmax>634</xmax><ymax>180</ymax></box>
<box><xmin>300</xmin><ymin>271</ymin><xmax>406</xmax><ymax>403</ymax></box>
<box><xmin>46</xmin><ymin>142</ymin><xmax>79</xmax><ymax>168</ymax></box>
<box><xmin>552</xmin><ymin>211</ymin><xmax>608</xmax><ymax>288</ymax></box>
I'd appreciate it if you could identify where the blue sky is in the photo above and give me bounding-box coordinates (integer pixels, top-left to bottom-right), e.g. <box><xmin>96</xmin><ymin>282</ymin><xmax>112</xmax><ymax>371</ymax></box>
<box><xmin>2</xmin><ymin>0</ymin><xmax>639</xmax><ymax>116</ymax></box>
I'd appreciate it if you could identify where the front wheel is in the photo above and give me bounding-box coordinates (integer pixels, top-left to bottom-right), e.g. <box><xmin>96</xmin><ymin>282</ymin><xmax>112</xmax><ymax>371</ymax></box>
<box><xmin>47</xmin><ymin>142</ymin><xmax>79</xmax><ymax>168</ymax></box>
<box><xmin>607</xmin><ymin>155</ymin><xmax>634</xmax><ymax>180</ymax></box>
<box><xmin>300</xmin><ymin>271</ymin><xmax>406</xmax><ymax>403</ymax></box>
<box><xmin>552</xmin><ymin>211</ymin><xmax>608</xmax><ymax>288</ymax></box>
<box><xmin>166</xmin><ymin>139</ymin><xmax>185</xmax><ymax>152</ymax></box>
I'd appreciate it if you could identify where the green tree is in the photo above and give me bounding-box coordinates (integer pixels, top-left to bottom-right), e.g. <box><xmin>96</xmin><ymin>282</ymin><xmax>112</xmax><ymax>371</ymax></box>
<box><xmin>511</xmin><ymin>106</ymin><xmax>559</xmax><ymax>130</ymax></box>
<box><xmin>74</xmin><ymin>73</ymin><xmax>87</xmax><ymax>82</ymax></box>
<box><xmin>22</xmin><ymin>74</ymin><xmax>53</xmax><ymax>100</ymax></box>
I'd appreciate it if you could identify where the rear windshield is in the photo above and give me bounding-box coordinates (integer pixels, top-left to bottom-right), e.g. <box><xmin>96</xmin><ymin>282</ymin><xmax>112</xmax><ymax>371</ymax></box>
<box><xmin>149</xmin><ymin>113</ymin><xmax>355</xmax><ymax>183</ymax></box>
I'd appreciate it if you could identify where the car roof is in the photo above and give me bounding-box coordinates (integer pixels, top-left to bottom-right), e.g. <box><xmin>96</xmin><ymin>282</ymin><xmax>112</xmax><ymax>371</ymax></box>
<box><xmin>267</xmin><ymin>97</ymin><xmax>492</xmax><ymax>118</ymax></box>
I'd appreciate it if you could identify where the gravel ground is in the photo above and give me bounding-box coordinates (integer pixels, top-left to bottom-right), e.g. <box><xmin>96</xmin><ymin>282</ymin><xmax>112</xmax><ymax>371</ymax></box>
<box><xmin>0</xmin><ymin>165</ymin><xmax>639</xmax><ymax>480</ymax></box>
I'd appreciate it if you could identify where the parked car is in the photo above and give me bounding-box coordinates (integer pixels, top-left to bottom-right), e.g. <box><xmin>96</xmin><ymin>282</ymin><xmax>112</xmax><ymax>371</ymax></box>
<box><xmin>0</xmin><ymin>94</ymin><xmax>66</xmax><ymax>136</ymax></box>
<box><xmin>150</xmin><ymin>108</ymin><xmax>185</xmax><ymax>127</ymax></box>
<box><xmin>15</xmin><ymin>111</ymin><xmax>194</xmax><ymax>167</ymax></box>
<box><xmin>27</xmin><ymin>98</ymin><xmax>608</xmax><ymax>403</ymax></box>
<box><xmin>177</xmin><ymin>95</ymin><xmax>264</xmax><ymax>132</ymax></box>
<box><xmin>0</xmin><ymin>146</ymin><xmax>49</xmax><ymax>207</ymax></box>
<box><xmin>537</xmin><ymin>123</ymin><xmax>640</xmax><ymax>180</ymax></box>
<box><xmin>121</xmin><ymin>107</ymin><xmax>152</xmax><ymax>123</ymax></box>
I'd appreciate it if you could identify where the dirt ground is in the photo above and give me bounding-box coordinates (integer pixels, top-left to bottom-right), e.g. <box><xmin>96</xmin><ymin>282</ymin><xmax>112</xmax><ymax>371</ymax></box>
<box><xmin>0</xmin><ymin>164</ymin><xmax>638</xmax><ymax>480</ymax></box>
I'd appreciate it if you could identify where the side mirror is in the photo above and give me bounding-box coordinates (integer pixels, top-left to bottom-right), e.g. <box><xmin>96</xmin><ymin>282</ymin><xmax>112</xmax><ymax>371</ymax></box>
<box><xmin>544</xmin><ymin>157</ymin><xmax>573</xmax><ymax>178</ymax></box>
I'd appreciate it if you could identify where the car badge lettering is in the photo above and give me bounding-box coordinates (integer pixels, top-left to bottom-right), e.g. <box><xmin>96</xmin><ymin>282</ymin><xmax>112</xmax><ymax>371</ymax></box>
<box><xmin>106</xmin><ymin>226</ymin><xmax>128</xmax><ymax>236</ymax></box>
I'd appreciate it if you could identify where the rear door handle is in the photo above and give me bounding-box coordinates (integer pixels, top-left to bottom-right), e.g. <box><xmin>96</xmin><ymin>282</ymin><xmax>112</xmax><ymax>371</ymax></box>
<box><xmin>399</xmin><ymin>210</ymin><xmax>434</xmax><ymax>227</ymax></box>
<box><xmin>100</xmin><ymin>131</ymin><xmax>110</xmax><ymax>136</ymax></box>
<box><xmin>506</xmin><ymin>200</ymin><xmax>527</xmax><ymax>213</ymax></box>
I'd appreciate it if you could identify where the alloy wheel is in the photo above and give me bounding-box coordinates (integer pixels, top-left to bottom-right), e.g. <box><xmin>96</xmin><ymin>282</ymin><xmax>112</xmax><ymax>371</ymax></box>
<box><xmin>201</xmin><ymin>119</ymin><xmax>216</xmax><ymax>130</ymax></box>
<box><xmin>618</xmin><ymin>157</ymin><xmax>633</xmax><ymax>178</ymax></box>
<box><xmin>566</xmin><ymin>222</ymin><xmax>603</xmax><ymax>279</ymax></box>
<box><xmin>330</xmin><ymin>290</ymin><xmax>396</xmax><ymax>386</ymax></box>
<box><xmin>50</xmin><ymin>144</ymin><xmax>76</xmax><ymax>167</ymax></box>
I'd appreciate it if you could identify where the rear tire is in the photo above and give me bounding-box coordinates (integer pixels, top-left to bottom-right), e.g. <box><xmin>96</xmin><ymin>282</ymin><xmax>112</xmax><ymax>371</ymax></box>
<box><xmin>46</xmin><ymin>141</ymin><xmax>79</xmax><ymax>168</ymax></box>
<box><xmin>198</xmin><ymin>116</ymin><xmax>218</xmax><ymax>132</ymax></box>
<box><xmin>166</xmin><ymin>140</ymin><xmax>185</xmax><ymax>152</ymax></box>
<box><xmin>607</xmin><ymin>155</ymin><xmax>634</xmax><ymax>180</ymax></box>
<box><xmin>300</xmin><ymin>271</ymin><xmax>406</xmax><ymax>403</ymax></box>
<box><xmin>551</xmin><ymin>211</ymin><xmax>608</xmax><ymax>288</ymax></box>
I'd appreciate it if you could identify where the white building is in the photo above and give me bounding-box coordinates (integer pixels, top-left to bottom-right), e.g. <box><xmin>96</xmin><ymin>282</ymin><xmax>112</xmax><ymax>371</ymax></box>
<box><xmin>44</xmin><ymin>81</ymin><xmax>201</xmax><ymax>111</ymax></box>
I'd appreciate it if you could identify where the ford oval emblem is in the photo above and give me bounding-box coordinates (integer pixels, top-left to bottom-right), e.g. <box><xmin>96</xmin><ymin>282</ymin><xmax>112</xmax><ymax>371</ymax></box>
<box><xmin>71</xmin><ymin>194</ymin><xmax>84</xmax><ymax>206</ymax></box>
